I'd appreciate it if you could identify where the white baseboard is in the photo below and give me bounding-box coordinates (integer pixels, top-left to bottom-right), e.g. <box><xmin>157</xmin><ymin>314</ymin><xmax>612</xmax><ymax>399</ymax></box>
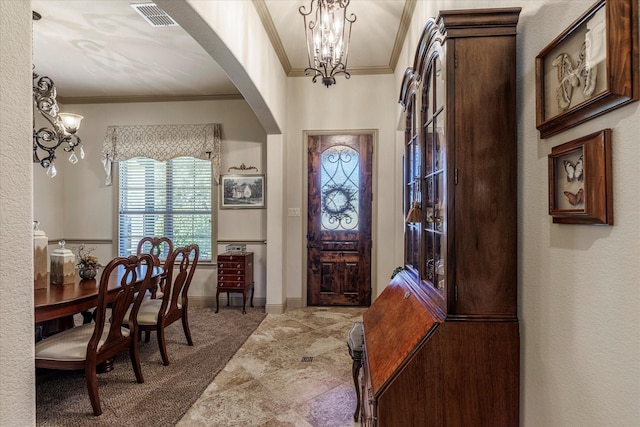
<box><xmin>189</xmin><ymin>296</ymin><xmax>303</xmax><ymax>314</ymax></box>
<box><xmin>286</xmin><ymin>298</ymin><xmax>303</xmax><ymax>308</ymax></box>
<box><xmin>264</xmin><ymin>304</ymin><xmax>284</xmax><ymax>314</ymax></box>
<box><xmin>188</xmin><ymin>296</ymin><xmax>216</xmax><ymax>307</ymax></box>
<box><xmin>189</xmin><ymin>295</ymin><xmax>266</xmax><ymax>309</ymax></box>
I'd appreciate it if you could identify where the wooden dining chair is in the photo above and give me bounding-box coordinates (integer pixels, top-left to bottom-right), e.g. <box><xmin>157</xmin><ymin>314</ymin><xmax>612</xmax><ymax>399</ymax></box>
<box><xmin>126</xmin><ymin>244</ymin><xmax>199</xmax><ymax>365</ymax></box>
<box><xmin>136</xmin><ymin>236</ymin><xmax>173</xmax><ymax>298</ymax></box>
<box><xmin>34</xmin><ymin>254</ymin><xmax>155</xmax><ymax>416</ymax></box>
<box><xmin>136</xmin><ymin>237</ymin><xmax>173</xmax><ymax>266</ymax></box>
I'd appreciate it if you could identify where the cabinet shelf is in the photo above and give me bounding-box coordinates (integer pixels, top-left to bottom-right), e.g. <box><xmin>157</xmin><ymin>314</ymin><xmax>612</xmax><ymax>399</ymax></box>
<box><xmin>424</xmin><ymin>169</ymin><xmax>444</xmax><ymax>179</ymax></box>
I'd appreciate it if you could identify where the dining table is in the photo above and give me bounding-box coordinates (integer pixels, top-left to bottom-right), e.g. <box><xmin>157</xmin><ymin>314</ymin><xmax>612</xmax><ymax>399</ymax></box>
<box><xmin>34</xmin><ymin>264</ymin><xmax>163</xmax><ymax>372</ymax></box>
<box><xmin>35</xmin><ymin>265</ymin><xmax>163</xmax><ymax>331</ymax></box>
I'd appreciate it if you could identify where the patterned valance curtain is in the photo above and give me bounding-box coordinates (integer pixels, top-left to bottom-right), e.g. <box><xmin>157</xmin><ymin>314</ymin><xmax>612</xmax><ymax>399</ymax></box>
<box><xmin>101</xmin><ymin>123</ymin><xmax>221</xmax><ymax>185</ymax></box>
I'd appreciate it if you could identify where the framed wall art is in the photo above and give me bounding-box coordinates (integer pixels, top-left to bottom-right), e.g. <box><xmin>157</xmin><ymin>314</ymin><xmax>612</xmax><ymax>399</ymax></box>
<box><xmin>220</xmin><ymin>174</ymin><xmax>266</xmax><ymax>209</ymax></box>
<box><xmin>548</xmin><ymin>129</ymin><xmax>612</xmax><ymax>225</ymax></box>
<box><xmin>535</xmin><ymin>0</ymin><xmax>638</xmax><ymax>138</ymax></box>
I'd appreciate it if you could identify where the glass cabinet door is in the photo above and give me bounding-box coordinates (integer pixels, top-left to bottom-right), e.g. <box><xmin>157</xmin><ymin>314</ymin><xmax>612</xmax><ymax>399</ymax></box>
<box><xmin>421</xmin><ymin>43</ymin><xmax>447</xmax><ymax>294</ymax></box>
<box><xmin>403</xmin><ymin>35</ymin><xmax>447</xmax><ymax>301</ymax></box>
<box><xmin>404</xmin><ymin>95</ymin><xmax>422</xmax><ymax>271</ymax></box>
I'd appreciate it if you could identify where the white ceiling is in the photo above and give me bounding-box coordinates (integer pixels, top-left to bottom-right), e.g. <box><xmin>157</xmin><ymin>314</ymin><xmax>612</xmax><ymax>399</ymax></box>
<box><xmin>31</xmin><ymin>0</ymin><xmax>412</xmax><ymax>102</ymax></box>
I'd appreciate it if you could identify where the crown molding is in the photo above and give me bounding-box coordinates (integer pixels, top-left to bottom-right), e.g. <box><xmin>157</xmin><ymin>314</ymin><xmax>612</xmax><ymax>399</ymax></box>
<box><xmin>58</xmin><ymin>93</ymin><xmax>245</xmax><ymax>105</ymax></box>
<box><xmin>255</xmin><ymin>0</ymin><xmax>414</xmax><ymax>78</ymax></box>
<box><xmin>288</xmin><ymin>65</ymin><xmax>394</xmax><ymax>78</ymax></box>
<box><xmin>390</xmin><ymin>0</ymin><xmax>417</xmax><ymax>71</ymax></box>
<box><xmin>253</xmin><ymin>0</ymin><xmax>292</xmax><ymax>74</ymax></box>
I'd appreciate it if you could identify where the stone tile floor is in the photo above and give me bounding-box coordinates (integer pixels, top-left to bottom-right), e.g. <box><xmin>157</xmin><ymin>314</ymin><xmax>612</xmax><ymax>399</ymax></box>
<box><xmin>177</xmin><ymin>306</ymin><xmax>366</xmax><ymax>427</ymax></box>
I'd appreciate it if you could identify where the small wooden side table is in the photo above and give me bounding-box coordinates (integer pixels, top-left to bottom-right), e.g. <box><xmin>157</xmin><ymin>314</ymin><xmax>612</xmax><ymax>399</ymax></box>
<box><xmin>216</xmin><ymin>252</ymin><xmax>254</xmax><ymax>314</ymax></box>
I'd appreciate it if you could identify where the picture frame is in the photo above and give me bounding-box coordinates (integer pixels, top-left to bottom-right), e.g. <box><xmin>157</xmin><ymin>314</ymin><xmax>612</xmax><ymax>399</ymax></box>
<box><xmin>548</xmin><ymin>129</ymin><xmax>612</xmax><ymax>225</ymax></box>
<box><xmin>220</xmin><ymin>174</ymin><xmax>266</xmax><ymax>209</ymax></box>
<box><xmin>535</xmin><ymin>0</ymin><xmax>638</xmax><ymax>139</ymax></box>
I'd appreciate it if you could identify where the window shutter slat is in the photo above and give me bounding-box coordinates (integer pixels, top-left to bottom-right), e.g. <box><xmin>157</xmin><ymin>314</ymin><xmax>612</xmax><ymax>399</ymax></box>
<box><xmin>119</xmin><ymin>157</ymin><xmax>212</xmax><ymax>259</ymax></box>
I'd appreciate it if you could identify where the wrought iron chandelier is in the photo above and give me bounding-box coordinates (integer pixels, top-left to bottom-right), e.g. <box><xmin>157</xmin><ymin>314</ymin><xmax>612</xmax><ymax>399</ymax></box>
<box><xmin>299</xmin><ymin>0</ymin><xmax>356</xmax><ymax>88</ymax></box>
<box><xmin>33</xmin><ymin>71</ymin><xmax>84</xmax><ymax>178</ymax></box>
<box><xmin>32</xmin><ymin>10</ymin><xmax>83</xmax><ymax>178</ymax></box>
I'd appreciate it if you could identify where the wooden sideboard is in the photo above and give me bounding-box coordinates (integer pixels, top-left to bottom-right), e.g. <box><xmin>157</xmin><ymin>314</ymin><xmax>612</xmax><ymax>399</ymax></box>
<box><xmin>216</xmin><ymin>252</ymin><xmax>254</xmax><ymax>314</ymax></box>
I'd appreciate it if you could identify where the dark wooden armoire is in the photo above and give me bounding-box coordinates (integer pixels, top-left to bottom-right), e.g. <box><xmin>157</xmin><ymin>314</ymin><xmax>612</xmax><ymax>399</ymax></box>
<box><xmin>360</xmin><ymin>8</ymin><xmax>521</xmax><ymax>426</ymax></box>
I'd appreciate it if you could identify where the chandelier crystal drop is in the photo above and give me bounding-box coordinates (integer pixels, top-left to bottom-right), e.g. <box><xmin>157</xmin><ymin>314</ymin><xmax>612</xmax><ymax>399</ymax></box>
<box><xmin>299</xmin><ymin>0</ymin><xmax>356</xmax><ymax>88</ymax></box>
<box><xmin>33</xmin><ymin>71</ymin><xmax>84</xmax><ymax>177</ymax></box>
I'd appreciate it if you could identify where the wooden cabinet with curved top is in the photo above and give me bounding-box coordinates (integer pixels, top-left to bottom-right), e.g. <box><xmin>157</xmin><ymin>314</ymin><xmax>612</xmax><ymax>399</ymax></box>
<box><xmin>361</xmin><ymin>8</ymin><xmax>521</xmax><ymax>426</ymax></box>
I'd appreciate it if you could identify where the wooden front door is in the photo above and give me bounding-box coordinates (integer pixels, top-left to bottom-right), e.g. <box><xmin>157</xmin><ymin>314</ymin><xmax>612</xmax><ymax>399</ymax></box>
<box><xmin>307</xmin><ymin>133</ymin><xmax>373</xmax><ymax>306</ymax></box>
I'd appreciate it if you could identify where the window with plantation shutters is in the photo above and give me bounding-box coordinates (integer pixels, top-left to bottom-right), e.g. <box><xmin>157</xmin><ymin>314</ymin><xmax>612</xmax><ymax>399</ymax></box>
<box><xmin>118</xmin><ymin>157</ymin><xmax>212</xmax><ymax>260</ymax></box>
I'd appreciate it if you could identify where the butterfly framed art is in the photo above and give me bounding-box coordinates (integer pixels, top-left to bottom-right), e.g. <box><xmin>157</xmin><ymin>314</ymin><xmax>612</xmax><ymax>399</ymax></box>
<box><xmin>535</xmin><ymin>0</ymin><xmax>638</xmax><ymax>139</ymax></box>
<box><xmin>548</xmin><ymin>129</ymin><xmax>612</xmax><ymax>225</ymax></box>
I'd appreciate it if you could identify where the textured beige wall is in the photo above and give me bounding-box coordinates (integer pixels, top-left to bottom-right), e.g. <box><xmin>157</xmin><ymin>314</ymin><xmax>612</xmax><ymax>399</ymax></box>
<box><xmin>15</xmin><ymin>1</ymin><xmax>640</xmax><ymax>425</ymax></box>
<box><xmin>285</xmin><ymin>74</ymin><xmax>400</xmax><ymax>302</ymax></box>
<box><xmin>517</xmin><ymin>4</ymin><xmax>639</xmax><ymax>425</ymax></box>
<box><xmin>157</xmin><ymin>0</ymin><xmax>286</xmax><ymax>134</ymax></box>
<box><xmin>0</xmin><ymin>1</ymin><xmax>36</xmax><ymax>425</ymax></box>
<box><xmin>401</xmin><ymin>1</ymin><xmax>640</xmax><ymax>425</ymax></box>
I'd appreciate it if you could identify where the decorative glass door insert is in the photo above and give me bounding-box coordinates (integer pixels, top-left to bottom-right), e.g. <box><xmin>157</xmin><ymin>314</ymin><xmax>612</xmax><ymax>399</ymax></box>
<box><xmin>321</xmin><ymin>145</ymin><xmax>359</xmax><ymax>231</ymax></box>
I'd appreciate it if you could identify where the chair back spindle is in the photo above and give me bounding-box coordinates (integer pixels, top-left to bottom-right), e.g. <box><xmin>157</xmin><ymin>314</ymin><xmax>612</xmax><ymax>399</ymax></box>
<box><xmin>136</xmin><ymin>237</ymin><xmax>173</xmax><ymax>267</ymax></box>
<box><xmin>136</xmin><ymin>237</ymin><xmax>173</xmax><ymax>296</ymax></box>
<box><xmin>135</xmin><ymin>244</ymin><xmax>199</xmax><ymax>365</ymax></box>
<box><xmin>161</xmin><ymin>244</ymin><xmax>199</xmax><ymax>317</ymax></box>
<box><xmin>90</xmin><ymin>254</ymin><xmax>154</xmax><ymax>358</ymax></box>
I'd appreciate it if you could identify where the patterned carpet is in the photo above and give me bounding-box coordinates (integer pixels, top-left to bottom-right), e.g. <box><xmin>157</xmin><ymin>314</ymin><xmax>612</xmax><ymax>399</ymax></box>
<box><xmin>35</xmin><ymin>306</ymin><xmax>266</xmax><ymax>426</ymax></box>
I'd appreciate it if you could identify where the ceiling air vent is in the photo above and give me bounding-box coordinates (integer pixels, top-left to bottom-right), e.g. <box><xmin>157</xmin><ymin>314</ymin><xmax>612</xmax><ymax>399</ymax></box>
<box><xmin>131</xmin><ymin>3</ymin><xmax>178</xmax><ymax>27</ymax></box>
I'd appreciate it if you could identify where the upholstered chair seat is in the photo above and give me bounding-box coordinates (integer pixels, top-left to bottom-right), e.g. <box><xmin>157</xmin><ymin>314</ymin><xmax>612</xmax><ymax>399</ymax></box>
<box><xmin>128</xmin><ymin>299</ymin><xmax>181</xmax><ymax>326</ymax></box>
<box><xmin>35</xmin><ymin>323</ymin><xmax>130</xmax><ymax>362</ymax></box>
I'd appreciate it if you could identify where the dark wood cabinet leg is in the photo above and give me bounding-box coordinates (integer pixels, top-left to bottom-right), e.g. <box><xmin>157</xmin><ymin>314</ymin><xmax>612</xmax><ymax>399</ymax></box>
<box><xmin>242</xmin><ymin>290</ymin><xmax>247</xmax><ymax>314</ymax></box>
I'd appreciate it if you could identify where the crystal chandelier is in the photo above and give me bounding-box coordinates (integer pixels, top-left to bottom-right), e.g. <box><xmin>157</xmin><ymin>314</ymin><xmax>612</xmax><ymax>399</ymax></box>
<box><xmin>299</xmin><ymin>0</ymin><xmax>356</xmax><ymax>88</ymax></box>
<box><xmin>32</xmin><ymin>72</ymin><xmax>84</xmax><ymax>178</ymax></box>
